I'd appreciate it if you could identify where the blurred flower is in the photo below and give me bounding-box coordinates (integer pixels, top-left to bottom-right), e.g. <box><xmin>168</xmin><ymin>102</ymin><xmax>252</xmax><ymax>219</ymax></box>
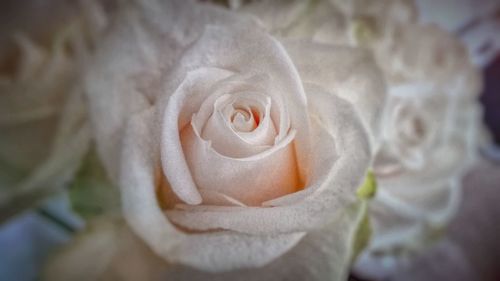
<box><xmin>0</xmin><ymin>7</ymin><xmax>92</xmax><ymax>221</ymax></box>
<box><xmin>356</xmin><ymin>23</ymin><xmax>483</xmax><ymax>278</ymax></box>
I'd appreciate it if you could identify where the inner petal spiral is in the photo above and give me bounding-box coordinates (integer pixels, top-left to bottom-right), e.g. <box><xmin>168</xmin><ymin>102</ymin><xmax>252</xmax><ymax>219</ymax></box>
<box><xmin>179</xmin><ymin>89</ymin><xmax>301</xmax><ymax>206</ymax></box>
<box><xmin>198</xmin><ymin>92</ymin><xmax>277</xmax><ymax>158</ymax></box>
<box><xmin>230</xmin><ymin>107</ymin><xmax>257</xmax><ymax>132</ymax></box>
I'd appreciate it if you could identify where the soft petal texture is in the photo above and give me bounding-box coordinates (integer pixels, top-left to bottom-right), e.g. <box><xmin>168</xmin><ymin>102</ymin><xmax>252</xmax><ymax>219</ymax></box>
<box><xmin>44</xmin><ymin>199</ymin><xmax>368</xmax><ymax>281</ymax></box>
<box><xmin>281</xmin><ymin>40</ymin><xmax>386</xmax><ymax>148</ymax></box>
<box><xmin>181</xmin><ymin>123</ymin><xmax>300</xmax><ymax>206</ymax></box>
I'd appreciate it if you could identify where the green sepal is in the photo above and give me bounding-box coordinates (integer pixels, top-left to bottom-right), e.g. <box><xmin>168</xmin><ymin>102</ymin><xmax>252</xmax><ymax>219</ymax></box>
<box><xmin>357</xmin><ymin>170</ymin><xmax>377</xmax><ymax>199</ymax></box>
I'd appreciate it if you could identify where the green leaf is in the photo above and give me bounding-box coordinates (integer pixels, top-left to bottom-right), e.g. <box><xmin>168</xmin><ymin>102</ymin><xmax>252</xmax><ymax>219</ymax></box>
<box><xmin>68</xmin><ymin>149</ymin><xmax>120</xmax><ymax>220</ymax></box>
<box><xmin>352</xmin><ymin>17</ymin><xmax>378</xmax><ymax>46</ymax></box>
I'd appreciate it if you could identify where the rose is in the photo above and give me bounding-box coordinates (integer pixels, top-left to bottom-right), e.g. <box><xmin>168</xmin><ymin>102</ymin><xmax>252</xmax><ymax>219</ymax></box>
<box><xmin>52</xmin><ymin>0</ymin><xmax>387</xmax><ymax>279</ymax></box>
<box><xmin>354</xmin><ymin>23</ymin><xmax>483</xmax><ymax>278</ymax></box>
<box><xmin>237</xmin><ymin>0</ymin><xmax>484</xmax><ymax>275</ymax></box>
<box><xmin>0</xmin><ymin>6</ymin><xmax>91</xmax><ymax>220</ymax></box>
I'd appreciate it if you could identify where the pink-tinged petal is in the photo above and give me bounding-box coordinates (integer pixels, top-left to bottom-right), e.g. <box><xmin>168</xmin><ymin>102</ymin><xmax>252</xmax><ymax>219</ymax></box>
<box><xmin>167</xmin><ymin>85</ymin><xmax>370</xmax><ymax>234</ymax></box>
<box><xmin>161</xmin><ymin>67</ymin><xmax>236</xmax><ymax>205</ymax></box>
<box><xmin>181</xmin><ymin>122</ymin><xmax>300</xmax><ymax>206</ymax></box>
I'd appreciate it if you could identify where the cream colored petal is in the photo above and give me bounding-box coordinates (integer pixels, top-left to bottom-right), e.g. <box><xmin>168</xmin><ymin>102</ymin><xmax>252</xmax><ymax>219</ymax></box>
<box><xmin>281</xmin><ymin>40</ymin><xmax>387</xmax><ymax>149</ymax></box>
<box><xmin>169</xmin><ymin>231</ymin><xmax>306</xmax><ymax>272</ymax></box>
<box><xmin>164</xmin><ymin>200</ymin><xmax>368</xmax><ymax>281</ymax></box>
<box><xmin>161</xmin><ymin>67</ymin><xmax>237</xmax><ymax>205</ymax></box>
<box><xmin>199</xmin><ymin>92</ymin><xmax>276</xmax><ymax>157</ymax></box>
<box><xmin>84</xmin><ymin>9</ymin><xmax>163</xmax><ymax>182</ymax></box>
<box><xmin>167</xmin><ymin>86</ymin><xmax>371</xmax><ymax>234</ymax></box>
<box><xmin>182</xmin><ymin>122</ymin><xmax>300</xmax><ymax>206</ymax></box>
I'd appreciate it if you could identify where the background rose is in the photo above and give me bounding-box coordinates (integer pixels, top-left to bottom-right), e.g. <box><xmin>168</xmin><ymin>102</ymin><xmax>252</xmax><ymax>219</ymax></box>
<box><xmin>354</xmin><ymin>23</ymin><xmax>483</xmax><ymax>278</ymax></box>
<box><xmin>0</xmin><ymin>5</ymin><xmax>92</xmax><ymax>221</ymax></box>
<box><xmin>236</xmin><ymin>0</ymin><xmax>484</xmax><ymax>276</ymax></box>
<box><xmin>46</xmin><ymin>0</ymin><xmax>388</xmax><ymax>279</ymax></box>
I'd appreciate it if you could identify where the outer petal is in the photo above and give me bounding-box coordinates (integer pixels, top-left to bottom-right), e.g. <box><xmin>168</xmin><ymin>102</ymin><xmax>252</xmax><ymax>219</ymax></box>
<box><xmin>281</xmin><ymin>40</ymin><xmax>387</xmax><ymax>149</ymax></box>
<box><xmin>84</xmin><ymin>9</ymin><xmax>158</xmax><ymax>181</ymax></box>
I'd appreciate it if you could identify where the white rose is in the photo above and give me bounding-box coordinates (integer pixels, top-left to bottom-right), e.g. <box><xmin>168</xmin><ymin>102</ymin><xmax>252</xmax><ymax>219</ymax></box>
<box><xmin>355</xmin><ymin>23</ymin><xmax>483</xmax><ymax>278</ymax></box>
<box><xmin>0</xmin><ymin>6</ymin><xmax>91</xmax><ymax>220</ymax></box>
<box><xmin>47</xmin><ymin>0</ymin><xmax>387</xmax><ymax>279</ymax></box>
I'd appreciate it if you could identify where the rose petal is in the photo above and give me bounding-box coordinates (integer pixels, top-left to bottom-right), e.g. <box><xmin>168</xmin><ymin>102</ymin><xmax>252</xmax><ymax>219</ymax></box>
<box><xmin>182</xmin><ymin>121</ymin><xmax>300</xmax><ymax>206</ymax></box>
<box><xmin>161</xmin><ymin>67</ymin><xmax>236</xmax><ymax>205</ymax></box>
<box><xmin>85</xmin><ymin>10</ymin><xmax>164</xmax><ymax>181</ymax></box>
<box><xmin>280</xmin><ymin>39</ymin><xmax>387</xmax><ymax>148</ymax></box>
